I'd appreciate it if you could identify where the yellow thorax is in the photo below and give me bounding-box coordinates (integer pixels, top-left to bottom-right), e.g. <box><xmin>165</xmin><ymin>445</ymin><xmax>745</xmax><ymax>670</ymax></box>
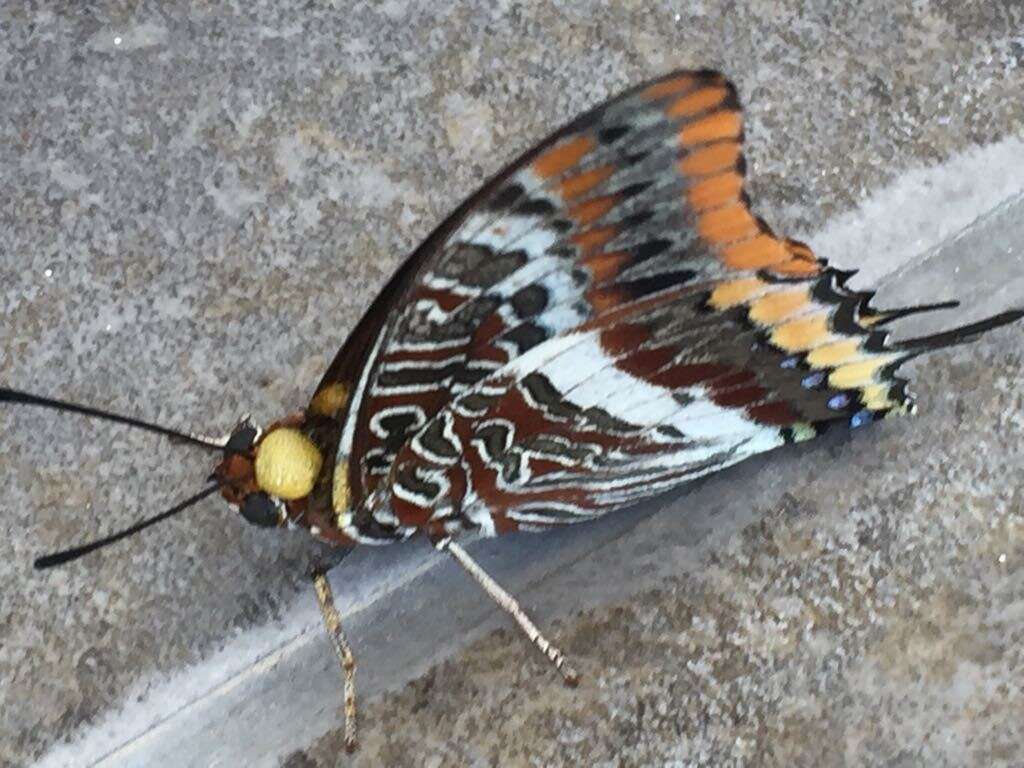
<box><xmin>255</xmin><ymin>428</ymin><xmax>323</xmax><ymax>500</ymax></box>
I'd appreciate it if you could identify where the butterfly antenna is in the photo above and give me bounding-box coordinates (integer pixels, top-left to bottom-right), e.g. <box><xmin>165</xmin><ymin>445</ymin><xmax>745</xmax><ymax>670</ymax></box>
<box><xmin>1</xmin><ymin>387</ymin><xmax>226</xmax><ymax>451</ymax></box>
<box><xmin>34</xmin><ymin>484</ymin><xmax>222</xmax><ymax>569</ymax></box>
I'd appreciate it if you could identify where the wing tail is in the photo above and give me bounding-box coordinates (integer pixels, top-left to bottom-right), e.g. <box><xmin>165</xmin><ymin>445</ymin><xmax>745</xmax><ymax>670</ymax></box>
<box><xmin>860</xmin><ymin>299</ymin><xmax>960</xmax><ymax>327</ymax></box>
<box><xmin>895</xmin><ymin>308</ymin><xmax>1024</xmax><ymax>354</ymax></box>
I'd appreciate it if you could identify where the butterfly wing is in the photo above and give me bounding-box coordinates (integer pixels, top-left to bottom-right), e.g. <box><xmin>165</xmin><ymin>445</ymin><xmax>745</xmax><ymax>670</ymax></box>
<box><xmin>380</xmin><ymin>253</ymin><xmax>1024</xmax><ymax>537</ymax></box>
<box><xmin>316</xmin><ymin>69</ymin><xmax>825</xmax><ymax>514</ymax></box>
<box><xmin>316</xmin><ymin>69</ymin><xmax>1021</xmax><ymax>541</ymax></box>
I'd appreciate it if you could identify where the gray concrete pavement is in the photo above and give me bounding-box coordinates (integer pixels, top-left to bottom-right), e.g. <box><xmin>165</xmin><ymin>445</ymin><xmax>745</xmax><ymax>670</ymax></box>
<box><xmin>1</xmin><ymin>2</ymin><xmax>1023</xmax><ymax>766</ymax></box>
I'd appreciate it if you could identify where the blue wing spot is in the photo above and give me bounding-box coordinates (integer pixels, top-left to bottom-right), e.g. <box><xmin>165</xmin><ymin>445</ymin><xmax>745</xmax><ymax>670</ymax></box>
<box><xmin>802</xmin><ymin>372</ymin><xmax>826</xmax><ymax>389</ymax></box>
<box><xmin>828</xmin><ymin>393</ymin><xmax>851</xmax><ymax>410</ymax></box>
<box><xmin>850</xmin><ymin>409</ymin><xmax>874</xmax><ymax>429</ymax></box>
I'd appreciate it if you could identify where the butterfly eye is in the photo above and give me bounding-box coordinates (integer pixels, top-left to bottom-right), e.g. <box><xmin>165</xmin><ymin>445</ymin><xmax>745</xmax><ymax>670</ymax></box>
<box><xmin>240</xmin><ymin>492</ymin><xmax>283</xmax><ymax>528</ymax></box>
<box><xmin>225</xmin><ymin>423</ymin><xmax>259</xmax><ymax>455</ymax></box>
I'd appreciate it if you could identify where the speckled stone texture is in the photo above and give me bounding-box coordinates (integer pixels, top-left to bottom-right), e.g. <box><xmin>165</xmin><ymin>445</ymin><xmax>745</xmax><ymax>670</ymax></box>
<box><xmin>1</xmin><ymin>1</ymin><xmax>1022</xmax><ymax>766</ymax></box>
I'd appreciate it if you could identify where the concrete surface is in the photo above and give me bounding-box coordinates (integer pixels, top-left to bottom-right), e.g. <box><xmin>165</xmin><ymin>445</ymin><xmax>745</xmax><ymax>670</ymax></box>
<box><xmin>1</xmin><ymin>1</ymin><xmax>1022</xmax><ymax>766</ymax></box>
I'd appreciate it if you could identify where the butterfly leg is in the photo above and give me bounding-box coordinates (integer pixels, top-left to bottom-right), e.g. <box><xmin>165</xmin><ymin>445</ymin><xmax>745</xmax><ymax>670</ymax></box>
<box><xmin>312</xmin><ymin>570</ymin><xmax>359</xmax><ymax>753</ymax></box>
<box><xmin>435</xmin><ymin>537</ymin><xmax>580</xmax><ymax>687</ymax></box>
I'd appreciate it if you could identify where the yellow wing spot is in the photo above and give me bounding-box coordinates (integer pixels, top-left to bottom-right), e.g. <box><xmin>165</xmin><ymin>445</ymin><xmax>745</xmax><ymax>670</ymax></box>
<box><xmin>859</xmin><ymin>314</ymin><xmax>886</xmax><ymax>328</ymax></box>
<box><xmin>707</xmin><ymin>277</ymin><xmax>767</xmax><ymax>310</ymax></box>
<box><xmin>255</xmin><ymin>428</ymin><xmax>323</xmax><ymax>501</ymax></box>
<box><xmin>860</xmin><ymin>383</ymin><xmax>895</xmax><ymax>410</ymax></box>
<box><xmin>333</xmin><ymin>459</ymin><xmax>351</xmax><ymax>517</ymax></box>
<box><xmin>805</xmin><ymin>338</ymin><xmax>864</xmax><ymax>369</ymax></box>
<box><xmin>309</xmin><ymin>382</ymin><xmax>350</xmax><ymax>417</ymax></box>
<box><xmin>770</xmin><ymin>313</ymin><xmax>833</xmax><ymax>352</ymax></box>
<box><xmin>828</xmin><ymin>355</ymin><xmax>899</xmax><ymax>390</ymax></box>
<box><xmin>748</xmin><ymin>287</ymin><xmax>811</xmax><ymax>325</ymax></box>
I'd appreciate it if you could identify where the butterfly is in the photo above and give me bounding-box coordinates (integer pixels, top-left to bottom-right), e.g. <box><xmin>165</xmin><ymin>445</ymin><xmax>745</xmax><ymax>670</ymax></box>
<box><xmin>8</xmin><ymin>69</ymin><xmax>1021</xmax><ymax>752</ymax></box>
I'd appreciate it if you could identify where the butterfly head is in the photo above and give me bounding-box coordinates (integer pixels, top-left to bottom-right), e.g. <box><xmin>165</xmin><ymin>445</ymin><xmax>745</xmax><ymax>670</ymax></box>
<box><xmin>214</xmin><ymin>418</ymin><xmax>324</xmax><ymax>529</ymax></box>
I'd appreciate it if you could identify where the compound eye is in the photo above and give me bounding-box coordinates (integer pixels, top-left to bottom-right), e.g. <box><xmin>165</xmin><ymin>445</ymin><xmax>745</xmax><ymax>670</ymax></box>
<box><xmin>225</xmin><ymin>423</ymin><xmax>259</xmax><ymax>455</ymax></box>
<box><xmin>240</xmin><ymin>492</ymin><xmax>282</xmax><ymax>528</ymax></box>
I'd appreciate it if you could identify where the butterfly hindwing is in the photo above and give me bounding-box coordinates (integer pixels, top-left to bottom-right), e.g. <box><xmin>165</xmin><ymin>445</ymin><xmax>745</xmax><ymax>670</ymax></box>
<box><xmin>377</xmin><ymin>278</ymin><xmax>860</xmax><ymax>536</ymax></box>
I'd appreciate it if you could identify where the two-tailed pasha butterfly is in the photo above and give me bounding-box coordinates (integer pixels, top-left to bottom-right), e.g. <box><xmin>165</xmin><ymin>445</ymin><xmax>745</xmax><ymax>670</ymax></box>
<box><xmin>7</xmin><ymin>70</ymin><xmax>1021</xmax><ymax>751</ymax></box>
